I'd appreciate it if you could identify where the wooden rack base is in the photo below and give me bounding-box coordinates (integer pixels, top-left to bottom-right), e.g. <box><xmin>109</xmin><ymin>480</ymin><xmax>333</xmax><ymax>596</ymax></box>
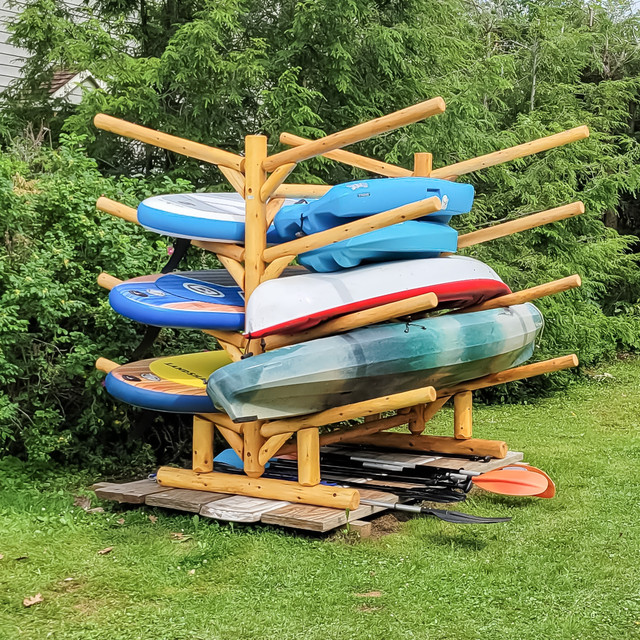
<box><xmin>93</xmin><ymin>449</ymin><xmax>524</xmax><ymax>533</ymax></box>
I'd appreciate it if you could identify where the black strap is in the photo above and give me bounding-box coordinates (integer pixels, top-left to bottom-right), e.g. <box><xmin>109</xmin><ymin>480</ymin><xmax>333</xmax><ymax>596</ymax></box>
<box><xmin>130</xmin><ymin>239</ymin><xmax>192</xmax><ymax>360</ymax></box>
<box><xmin>161</xmin><ymin>238</ymin><xmax>191</xmax><ymax>274</ymax></box>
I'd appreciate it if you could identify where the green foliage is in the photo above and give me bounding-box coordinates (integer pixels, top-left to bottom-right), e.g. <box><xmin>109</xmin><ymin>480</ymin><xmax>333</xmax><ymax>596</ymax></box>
<box><xmin>0</xmin><ymin>0</ymin><xmax>638</xmax><ymax>461</ymax></box>
<box><xmin>0</xmin><ymin>135</ymin><xmax>216</xmax><ymax>464</ymax></box>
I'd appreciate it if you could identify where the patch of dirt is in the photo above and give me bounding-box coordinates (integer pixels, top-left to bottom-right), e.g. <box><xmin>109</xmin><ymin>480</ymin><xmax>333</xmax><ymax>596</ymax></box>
<box><xmin>368</xmin><ymin>513</ymin><xmax>406</xmax><ymax>538</ymax></box>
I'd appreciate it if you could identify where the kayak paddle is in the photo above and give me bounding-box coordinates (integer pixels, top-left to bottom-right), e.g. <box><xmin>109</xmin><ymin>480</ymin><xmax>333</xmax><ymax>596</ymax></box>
<box><xmin>361</xmin><ymin>499</ymin><xmax>511</xmax><ymax>524</ymax></box>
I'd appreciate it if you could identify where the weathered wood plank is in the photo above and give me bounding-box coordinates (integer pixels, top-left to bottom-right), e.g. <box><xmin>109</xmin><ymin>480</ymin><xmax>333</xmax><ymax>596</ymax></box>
<box><xmin>261</xmin><ymin>489</ymin><xmax>396</xmax><ymax>532</ymax></box>
<box><xmin>93</xmin><ymin>479</ymin><xmax>165</xmax><ymax>504</ymax></box>
<box><xmin>145</xmin><ymin>489</ymin><xmax>228</xmax><ymax>512</ymax></box>
<box><xmin>200</xmin><ymin>495</ymin><xmax>290</xmax><ymax>523</ymax></box>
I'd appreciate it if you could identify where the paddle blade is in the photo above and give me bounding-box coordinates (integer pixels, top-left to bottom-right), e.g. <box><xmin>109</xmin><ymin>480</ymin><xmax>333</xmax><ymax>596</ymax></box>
<box><xmin>506</xmin><ymin>464</ymin><xmax>556</xmax><ymax>498</ymax></box>
<box><xmin>472</xmin><ymin>469</ymin><xmax>549</xmax><ymax>496</ymax></box>
<box><xmin>423</xmin><ymin>508</ymin><xmax>511</xmax><ymax>524</ymax></box>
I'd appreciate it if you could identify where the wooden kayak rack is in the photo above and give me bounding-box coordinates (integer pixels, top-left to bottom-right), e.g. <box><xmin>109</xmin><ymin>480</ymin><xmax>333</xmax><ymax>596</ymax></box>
<box><xmin>94</xmin><ymin>97</ymin><xmax>588</xmax><ymax>510</ymax></box>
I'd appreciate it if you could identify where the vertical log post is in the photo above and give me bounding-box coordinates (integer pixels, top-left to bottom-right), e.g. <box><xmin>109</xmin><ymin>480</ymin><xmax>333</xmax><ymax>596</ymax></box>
<box><xmin>453</xmin><ymin>391</ymin><xmax>473</xmax><ymax>439</ymax></box>
<box><xmin>297</xmin><ymin>428</ymin><xmax>321</xmax><ymax>486</ymax></box>
<box><xmin>244</xmin><ymin>134</ymin><xmax>268</xmax><ymax>301</ymax></box>
<box><xmin>243</xmin><ymin>420</ymin><xmax>266</xmax><ymax>478</ymax></box>
<box><xmin>241</xmin><ymin>135</ymin><xmax>269</xmax><ymax>477</ymax></box>
<box><xmin>407</xmin><ymin>152</ymin><xmax>433</xmax><ymax>436</ymax></box>
<box><xmin>192</xmin><ymin>416</ymin><xmax>214</xmax><ymax>473</ymax></box>
<box><xmin>413</xmin><ymin>152</ymin><xmax>433</xmax><ymax>177</ymax></box>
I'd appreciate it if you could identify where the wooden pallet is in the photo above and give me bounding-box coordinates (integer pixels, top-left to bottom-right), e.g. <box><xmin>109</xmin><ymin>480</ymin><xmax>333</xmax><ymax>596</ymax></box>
<box><xmin>92</xmin><ymin>450</ymin><xmax>523</xmax><ymax>533</ymax></box>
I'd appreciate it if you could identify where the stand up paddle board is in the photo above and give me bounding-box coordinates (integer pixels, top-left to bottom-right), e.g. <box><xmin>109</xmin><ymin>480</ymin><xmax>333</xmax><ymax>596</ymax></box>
<box><xmin>274</xmin><ymin>177</ymin><xmax>474</xmax><ymax>240</ymax></box>
<box><xmin>109</xmin><ymin>267</ymin><xmax>302</xmax><ymax>331</ymax></box>
<box><xmin>104</xmin><ymin>351</ymin><xmax>231</xmax><ymax>413</ymax></box>
<box><xmin>245</xmin><ymin>256</ymin><xmax>511</xmax><ymax>338</ymax></box>
<box><xmin>207</xmin><ymin>303</ymin><xmax>543</xmax><ymax>421</ymax></box>
<box><xmin>137</xmin><ymin>192</ymin><xmax>298</xmax><ymax>243</ymax></box>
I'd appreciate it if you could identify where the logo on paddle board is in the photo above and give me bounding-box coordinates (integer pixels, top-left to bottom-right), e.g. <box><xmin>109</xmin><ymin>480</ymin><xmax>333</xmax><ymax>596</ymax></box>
<box><xmin>183</xmin><ymin>283</ymin><xmax>224</xmax><ymax>298</ymax></box>
<box><xmin>129</xmin><ymin>288</ymin><xmax>165</xmax><ymax>298</ymax></box>
<box><xmin>140</xmin><ymin>373</ymin><xmax>161</xmax><ymax>382</ymax></box>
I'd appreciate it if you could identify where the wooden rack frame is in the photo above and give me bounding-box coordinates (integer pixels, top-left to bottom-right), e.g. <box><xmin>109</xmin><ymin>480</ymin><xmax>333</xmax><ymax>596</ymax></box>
<box><xmin>94</xmin><ymin>98</ymin><xmax>588</xmax><ymax>508</ymax></box>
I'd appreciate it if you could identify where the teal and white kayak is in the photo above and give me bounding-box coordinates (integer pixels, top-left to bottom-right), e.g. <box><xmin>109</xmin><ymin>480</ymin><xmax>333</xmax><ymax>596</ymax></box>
<box><xmin>207</xmin><ymin>303</ymin><xmax>543</xmax><ymax>421</ymax></box>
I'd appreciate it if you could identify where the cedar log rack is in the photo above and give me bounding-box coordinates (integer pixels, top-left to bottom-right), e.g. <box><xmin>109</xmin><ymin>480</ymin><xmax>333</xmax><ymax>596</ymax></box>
<box><xmin>93</xmin><ymin>97</ymin><xmax>587</xmax><ymax>510</ymax></box>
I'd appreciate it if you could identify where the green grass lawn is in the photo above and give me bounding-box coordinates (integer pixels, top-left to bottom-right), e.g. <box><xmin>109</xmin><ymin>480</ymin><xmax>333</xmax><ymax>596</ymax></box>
<box><xmin>1</xmin><ymin>358</ymin><xmax>639</xmax><ymax>640</ymax></box>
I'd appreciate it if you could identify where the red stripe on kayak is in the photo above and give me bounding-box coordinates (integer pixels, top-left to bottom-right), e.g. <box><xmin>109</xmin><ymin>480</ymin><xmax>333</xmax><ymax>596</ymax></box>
<box><xmin>246</xmin><ymin>278</ymin><xmax>511</xmax><ymax>338</ymax></box>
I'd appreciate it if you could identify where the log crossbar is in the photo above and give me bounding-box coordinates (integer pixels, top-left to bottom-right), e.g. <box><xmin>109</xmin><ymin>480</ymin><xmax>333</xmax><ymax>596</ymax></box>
<box><xmin>457</xmin><ymin>202</ymin><xmax>585</xmax><ymax>248</ymax></box>
<box><xmin>94</xmin><ymin>114</ymin><xmax>244</xmax><ymax>172</ymax></box>
<box><xmin>261</xmin><ymin>386</ymin><xmax>437</xmax><ymax>437</ymax></box>
<box><xmin>262</xmin><ymin>291</ymin><xmax>438</xmax><ymax>350</ymax></box>
<box><xmin>280</xmin><ymin>132</ymin><xmax>411</xmax><ymax>178</ymax></box>
<box><xmin>431</xmin><ymin>126</ymin><xmax>589</xmax><ymax>180</ymax></box>
<box><xmin>263</xmin><ymin>97</ymin><xmax>446</xmax><ymax>171</ymax></box>
<box><xmin>273</xmin><ymin>184</ymin><xmax>332</xmax><ymax>198</ymax></box>
<box><xmin>461</xmin><ymin>275</ymin><xmax>581</xmax><ymax>314</ymax></box>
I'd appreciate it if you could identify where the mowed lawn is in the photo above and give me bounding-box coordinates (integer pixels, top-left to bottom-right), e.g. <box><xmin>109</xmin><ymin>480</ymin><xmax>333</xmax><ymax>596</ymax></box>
<box><xmin>0</xmin><ymin>358</ymin><xmax>639</xmax><ymax>640</ymax></box>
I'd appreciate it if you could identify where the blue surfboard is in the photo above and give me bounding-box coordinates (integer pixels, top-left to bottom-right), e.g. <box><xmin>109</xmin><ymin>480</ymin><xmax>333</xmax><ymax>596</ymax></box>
<box><xmin>109</xmin><ymin>270</ymin><xmax>246</xmax><ymax>331</ymax></box>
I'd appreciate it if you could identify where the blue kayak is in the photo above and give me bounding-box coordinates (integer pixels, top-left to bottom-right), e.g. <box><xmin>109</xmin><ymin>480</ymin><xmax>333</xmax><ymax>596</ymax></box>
<box><xmin>274</xmin><ymin>177</ymin><xmax>474</xmax><ymax>240</ymax></box>
<box><xmin>297</xmin><ymin>220</ymin><xmax>458</xmax><ymax>272</ymax></box>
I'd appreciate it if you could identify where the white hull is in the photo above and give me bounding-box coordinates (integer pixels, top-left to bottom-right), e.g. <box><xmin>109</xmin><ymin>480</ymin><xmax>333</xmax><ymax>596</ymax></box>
<box><xmin>245</xmin><ymin>255</ymin><xmax>509</xmax><ymax>337</ymax></box>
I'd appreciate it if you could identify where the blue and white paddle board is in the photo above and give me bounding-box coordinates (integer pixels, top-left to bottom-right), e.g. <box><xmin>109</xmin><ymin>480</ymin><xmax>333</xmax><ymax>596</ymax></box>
<box><xmin>108</xmin><ymin>267</ymin><xmax>307</xmax><ymax>331</ymax></box>
<box><xmin>137</xmin><ymin>192</ymin><xmax>297</xmax><ymax>243</ymax></box>
<box><xmin>109</xmin><ymin>270</ymin><xmax>246</xmax><ymax>331</ymax></box>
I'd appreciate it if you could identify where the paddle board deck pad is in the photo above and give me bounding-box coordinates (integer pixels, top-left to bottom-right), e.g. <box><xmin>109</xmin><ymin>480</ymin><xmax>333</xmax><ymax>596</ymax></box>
<box><xmin>137</xmin><ymin>192</ymin><xmax>298</xmax><ymax>243</ymax></box>
<box><xmin>104</xmin><ymin>351</ymin><xmax>231</xmax><ymax>413</ymax></box>
<box><xmin>108</xmin><ymin>267</ymin><xmax>306</xmax><ymax>331</ymax></box>
<box><xmin>207</xmin><ymin>303</ymin><xmax>543</xmax><ymax>421</ymax></box>
<box><xmin>274</xmin><ymin>177</ymin><xmax>474</xmax><ymax>240</ymax></box>
<box><xmin>296</xmin><ymin>220</ymin><xmax>458</xmax><ymax>272</ymax></box>
<box><xmin>245</xmin><ymin>256</ymin><xmax>511</xmax><ymax>338</ymax></box>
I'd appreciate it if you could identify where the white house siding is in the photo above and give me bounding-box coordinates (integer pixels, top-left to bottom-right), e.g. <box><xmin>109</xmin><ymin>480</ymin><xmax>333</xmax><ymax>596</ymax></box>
<box><xmin>0</xmin><ymin>1</ymin><xmax>86</xmax><ymax>93</ymax></box>
<box><xmin>0</xmin><ymin>5</ymin><xmax>28</xmax><ymax>92</ymax></box>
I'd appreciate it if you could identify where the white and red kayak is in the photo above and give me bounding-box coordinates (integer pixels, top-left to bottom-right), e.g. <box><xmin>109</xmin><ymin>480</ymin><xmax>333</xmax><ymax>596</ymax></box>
<box><xmin>244</xmin><ymin>255</ymin><xmax>511</xmax><ymax>338</ymax></box>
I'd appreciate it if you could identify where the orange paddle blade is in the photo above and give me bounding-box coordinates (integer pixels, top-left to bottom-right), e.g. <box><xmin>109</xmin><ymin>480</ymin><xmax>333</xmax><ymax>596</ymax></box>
<box><xmin>472</xmin><ymin>469</ymin><xmax>549</xmax><ymax>496</ymax></box>
<box><xmin>506</xmin><ymin>464</ymin><xmax>556</xmax><ymax>498</ymax></box>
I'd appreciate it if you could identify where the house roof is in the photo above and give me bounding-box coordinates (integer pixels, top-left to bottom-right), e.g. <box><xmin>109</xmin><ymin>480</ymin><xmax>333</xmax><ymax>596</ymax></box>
<box><xmin>48</xmin><ymin>70</ymin><xmax>78</xmax><ymax>94</ymax></box>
